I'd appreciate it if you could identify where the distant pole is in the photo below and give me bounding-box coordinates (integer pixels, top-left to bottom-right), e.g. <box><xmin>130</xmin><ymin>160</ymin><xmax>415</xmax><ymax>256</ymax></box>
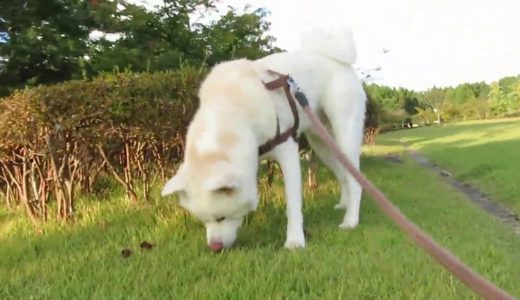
<box><xmin>434</xmin><ymin>108</ymin><xmax>441</xmax><ymax>125</ymax></box>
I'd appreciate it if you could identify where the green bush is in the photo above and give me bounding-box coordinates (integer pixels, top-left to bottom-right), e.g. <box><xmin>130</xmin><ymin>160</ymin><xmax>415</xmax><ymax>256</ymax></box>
<box><xmin>0</xmin><ymin>66</ymin><xmax>206</xmax><ymax>223</ymax></box>
<box><xmin>363</xmin><ymin>91</ymin><xmax>381</xmax><ymax>145</ymax></box>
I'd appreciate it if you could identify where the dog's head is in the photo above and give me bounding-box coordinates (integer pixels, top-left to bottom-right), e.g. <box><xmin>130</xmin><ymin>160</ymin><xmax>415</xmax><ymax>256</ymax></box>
<box><xmin>161</xmin><ymin>157</ymin><xmax>258</xmax><ymax>252</ymax></box>
<box><xmin>161</xmin><ymin>59</ymin><xmax>272</xmax><ymax>251</ymax></box>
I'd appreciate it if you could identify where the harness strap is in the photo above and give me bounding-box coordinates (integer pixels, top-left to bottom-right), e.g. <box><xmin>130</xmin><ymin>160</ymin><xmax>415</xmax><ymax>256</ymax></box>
<box><xmin>258</xmin><ymin>70</ymin><xmax>300</xmax><ymax>156</ymax></box>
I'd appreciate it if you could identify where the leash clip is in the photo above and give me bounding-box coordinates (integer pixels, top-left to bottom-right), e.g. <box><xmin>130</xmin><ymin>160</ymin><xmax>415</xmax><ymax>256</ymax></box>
<box><xmin>286</xmin><ymin>75</ymin><xmax>309</xmax><ymax>107</ymax></box>
<box><xmin>286</xmin><ymin>76</ymin><xmax>300</xmax><ymax>94</ymax></box>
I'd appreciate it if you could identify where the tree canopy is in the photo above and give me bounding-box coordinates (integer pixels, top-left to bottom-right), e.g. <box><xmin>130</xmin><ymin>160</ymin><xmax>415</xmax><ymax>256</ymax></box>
<box><xmin>1</xmin><ymin>1</ymin><xmax>518</xmax><ymax>123</ymax></box>
<box><xmin>365</xmin><ymin>74</ymin><xmax>520</xmax><ymax>128</ymax></box>
<box><xmin>0</xmin><ymin>0</ymin><xmax>280</xmax><ymax>96</ymax></box>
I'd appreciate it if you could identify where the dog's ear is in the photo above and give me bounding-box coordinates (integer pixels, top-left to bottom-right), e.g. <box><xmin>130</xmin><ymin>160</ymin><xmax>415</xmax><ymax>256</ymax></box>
<box><xmin>161</xmin><ymin>165</ymin><xmax>186</xmax><ymax>196</ymax></box>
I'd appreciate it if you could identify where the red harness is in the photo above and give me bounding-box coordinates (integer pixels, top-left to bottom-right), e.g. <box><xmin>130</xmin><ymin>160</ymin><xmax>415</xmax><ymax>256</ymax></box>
<box><xmin>258</xmin><ymin>71</ymin><xmax>301</xmax><ymax>156</ymax></box>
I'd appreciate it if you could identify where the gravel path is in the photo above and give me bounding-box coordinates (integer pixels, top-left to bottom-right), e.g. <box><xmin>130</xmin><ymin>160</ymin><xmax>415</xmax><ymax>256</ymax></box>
<box><xmin>384</xmin><ymin>150</ymin><xmax>520</xmax><ymax>235</ymax></box>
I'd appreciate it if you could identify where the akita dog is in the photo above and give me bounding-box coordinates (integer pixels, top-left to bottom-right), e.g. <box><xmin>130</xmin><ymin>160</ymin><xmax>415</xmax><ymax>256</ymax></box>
<box><xmin>161</xmin><ymin>27</ymin><xmax>367</xmax><ymax>251</ymax></box>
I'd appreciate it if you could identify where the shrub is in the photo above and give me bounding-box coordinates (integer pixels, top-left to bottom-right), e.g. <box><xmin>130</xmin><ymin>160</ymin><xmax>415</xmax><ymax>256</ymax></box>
<box><xmin>0</xmin><ymin>66</ymin><xmax>206</xmax><ymax>223</ymax></box>
<box><xmin>363</xmin><ymin>91</ymin><xmax>381</xmax><ymax>145</ymax></box>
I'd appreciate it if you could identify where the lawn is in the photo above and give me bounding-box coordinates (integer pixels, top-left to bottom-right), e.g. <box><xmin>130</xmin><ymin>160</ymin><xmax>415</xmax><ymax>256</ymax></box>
<box><xmin>2</xmin><ymin>134</ymin><xmax>520</xmax><ymax>299</ymax></box>
<box><xmin>378</xmin><ymin>117</ymin><xmax>520</xmax><ymax>215</ymax></box>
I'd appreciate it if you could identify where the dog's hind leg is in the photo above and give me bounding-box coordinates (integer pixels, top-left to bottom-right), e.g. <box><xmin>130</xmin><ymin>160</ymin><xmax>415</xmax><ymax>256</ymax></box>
<box><xmin>331</xmin><ymin>117</ymin><xmax>363</xmax><ymax>229</ymax></box>
<box><xmin>272</xmin><ymin>139</ymin><xmax>306</xmax><ymax>249</ymax></box>
<box><xmin>320</xmin><ymin>76</ymin><xmax>366</xmax><ymax>229</ymax></box>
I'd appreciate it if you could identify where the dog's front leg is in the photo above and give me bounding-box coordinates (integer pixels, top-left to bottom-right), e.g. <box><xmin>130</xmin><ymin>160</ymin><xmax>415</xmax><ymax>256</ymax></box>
<box><xmin>275</xmin><ymin>140</ymin><xmax>305</xmax><ymax>249</ymax></box>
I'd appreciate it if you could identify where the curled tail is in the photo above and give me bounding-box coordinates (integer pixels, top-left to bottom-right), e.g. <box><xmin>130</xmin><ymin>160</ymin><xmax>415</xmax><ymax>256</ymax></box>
<box><xmin>299</xmin><ymin>26</ymin><xmax>357</xmax><ymax>65</ymax></box>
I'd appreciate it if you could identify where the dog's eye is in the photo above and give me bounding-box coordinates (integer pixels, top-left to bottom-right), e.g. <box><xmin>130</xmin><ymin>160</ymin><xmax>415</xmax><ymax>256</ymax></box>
<box><xmin>216</xmin><ymin>216</ymin><xmax>226</xmax><ymax>222</ymax></box>
<box><xmin>213</xmin><ymin>187</ymin><xmax>235</xmax><ymax>195</ymax></box>
<box><xmin>177</xmin><ymin>190</ymin><xmax>189</xmax><ymax>202</ymax></box>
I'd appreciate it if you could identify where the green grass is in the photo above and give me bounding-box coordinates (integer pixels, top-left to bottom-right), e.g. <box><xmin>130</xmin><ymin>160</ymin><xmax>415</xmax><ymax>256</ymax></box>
<box><xmin>1</xmin><ymin>147</ymin><xmax>520</xmax><ymax>299</ymax></box>
<box><xmin>379</xmin><ymin>117</ymin><xmax>520</xmax><ymax>214</ymax></box>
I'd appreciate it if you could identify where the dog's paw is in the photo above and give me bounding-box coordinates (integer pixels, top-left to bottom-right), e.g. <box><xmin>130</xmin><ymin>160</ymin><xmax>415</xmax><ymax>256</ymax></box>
<box><xmin>339</xmin><ymin>217</ymin><xmax>359</xmax><ymax>230</ymax></box>
<box><xmin>284</xmin><ymin>238</ymin><xmax>306</xmax><ymax>249</ymax></box>
<box><xmin>284</xmin><ymin>231</ymin><xmax>306</xmax><ymax>249</ymax></box>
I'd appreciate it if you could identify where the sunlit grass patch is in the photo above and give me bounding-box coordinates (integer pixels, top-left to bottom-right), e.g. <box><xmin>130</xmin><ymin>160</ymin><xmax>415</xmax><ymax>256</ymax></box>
<box><xmin>379</xmin><ymin>117</ymin><xmax>520</xmax><ymax>213</ymax></box>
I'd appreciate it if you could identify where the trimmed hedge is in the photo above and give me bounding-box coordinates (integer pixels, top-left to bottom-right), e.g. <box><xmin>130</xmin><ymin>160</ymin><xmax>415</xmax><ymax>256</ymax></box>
<box><xmin>0</xmin><ymin>67</ymin><xmax>206</xmax><ymax>223</ymax></box>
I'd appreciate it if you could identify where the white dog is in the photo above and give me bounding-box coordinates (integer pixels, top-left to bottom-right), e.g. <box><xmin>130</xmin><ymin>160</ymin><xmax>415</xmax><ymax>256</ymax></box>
<box><xmin>161</xmin><ymin>27</ymin><xmax>367</xmax><ymax>251</ymax></box>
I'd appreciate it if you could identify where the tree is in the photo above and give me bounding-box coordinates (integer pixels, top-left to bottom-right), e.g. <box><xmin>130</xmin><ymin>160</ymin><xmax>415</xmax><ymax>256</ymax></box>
<box><xmin>364</xmin><ymin>84</ymin><xmax>399</xmax><ymax>112</ymax></box>
<box><xmin>200</xmin><ymin>6</ymin><xmax>281</xmax><ymax>66</ymax></box>
<box><xmin>398</xmin><ymin>87</ymin><xmax>419</xmax><ymax>115</ymax></box>
<box><xmin>488</xmin><ymin>82</ymin><xmax>507</xmax><ymax>116</ymax></box>
<box><xmin>0</xmin><ymin>0</ymin><xmax>280</xmax><ymax>96</ymax></box>
<box><xmin>421</xmin><ymin>87</ymin><xmax>446</xmax><ymax>124</ymax></box>
<box><xmin>0</xmin><ymin>0</ymin><xmax>126</xmax><ymax>96</ymax></box>
<box><xmin>498</xmin><ymin>75</ymin><xmax>520</xmax><ymax>94</ymax></box>
<box><xmin>413</xmin><ymin>107</ymin><xmax>437</xmax><ymax>125</ymax></box>
<box><xmin>88</xmin><ymin>0</ymin><xmax>214</xmax><ymax>75</ymax></box>
<box><xmin>469</xmin><ymin>81</ymin><xmax>490</xmax><ymax>100</ymax></box>
<box><xmin>446</xmin><ymin>83</ymin><xmax>476</xmax><ymax>104</ymax></box>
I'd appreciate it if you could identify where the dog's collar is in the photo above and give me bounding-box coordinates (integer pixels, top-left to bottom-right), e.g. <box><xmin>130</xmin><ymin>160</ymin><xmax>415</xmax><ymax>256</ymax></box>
<box><xmin>258</xmin><ymin>70</ymin><xmax>301</xmax><ymax>156</ymax></box>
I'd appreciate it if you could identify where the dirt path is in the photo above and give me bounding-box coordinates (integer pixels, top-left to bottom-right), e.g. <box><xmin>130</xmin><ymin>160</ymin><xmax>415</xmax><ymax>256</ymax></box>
<box><xmin>385</xmin><ymin>150</ymin><xmax>520</xmax><ymax>235</ymax></box>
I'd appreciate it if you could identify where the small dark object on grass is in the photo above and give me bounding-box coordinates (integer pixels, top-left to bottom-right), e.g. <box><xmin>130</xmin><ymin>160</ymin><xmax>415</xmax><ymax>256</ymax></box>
<box><xmin>140</xmin><ymin>241</ymin><xmax>154</xmax><ymax>250</ymax></box>
<box><xmin>384</xmin><ymin>154</ymin><xmax>403</xmax><ymax>164</ymax></box>
<box><xmin>440</xmin><ymin>170</ymin><xmax>452</xmax><ymax>177</ymax></box>
<box><xmin>121</xmin><ymin>248</ymin><xmax>132</xmax><ymax>258</ymax></box>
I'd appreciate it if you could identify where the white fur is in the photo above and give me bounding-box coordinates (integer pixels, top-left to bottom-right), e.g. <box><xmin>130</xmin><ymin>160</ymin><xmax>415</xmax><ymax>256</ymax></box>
<box><xmin>162</xmin><ymin>26</ymin><xmax>367</xmax><ymax>250</ymax></box>
<box><xmin>299</xmin><ymin>27</ymin><xmax>357</xmax><ymax>65</ymax></box>
<box><xmin>195</xmin><ymin>110</ymin><xmax>220</xmax><ymax>153</ymax></box>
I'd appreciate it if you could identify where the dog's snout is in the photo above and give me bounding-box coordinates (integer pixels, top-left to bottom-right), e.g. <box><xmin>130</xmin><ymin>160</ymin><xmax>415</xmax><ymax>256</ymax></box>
<box><xmin>208</xmin><ymin>241</ymin><xmax>224</xmax><ymax>252</ymax></box>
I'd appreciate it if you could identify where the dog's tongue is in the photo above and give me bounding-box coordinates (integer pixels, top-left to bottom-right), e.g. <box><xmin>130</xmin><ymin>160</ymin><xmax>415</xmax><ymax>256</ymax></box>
<box><xmin>209</xmin><ymin>241</ymin><xmax>224</xmax><ymax>252</ymax></box>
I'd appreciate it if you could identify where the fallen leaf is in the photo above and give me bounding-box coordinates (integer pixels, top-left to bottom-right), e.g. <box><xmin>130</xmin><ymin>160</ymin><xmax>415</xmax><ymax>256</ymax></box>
<box><xmin>140</xmin><ymin>241</ymin><xmax>154</xmax><ymax>250</ymax></box>
<box><xmin>121</xmin><ymin>248</ymin><xmax>132</xmax><ymax>258</ymax></box>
